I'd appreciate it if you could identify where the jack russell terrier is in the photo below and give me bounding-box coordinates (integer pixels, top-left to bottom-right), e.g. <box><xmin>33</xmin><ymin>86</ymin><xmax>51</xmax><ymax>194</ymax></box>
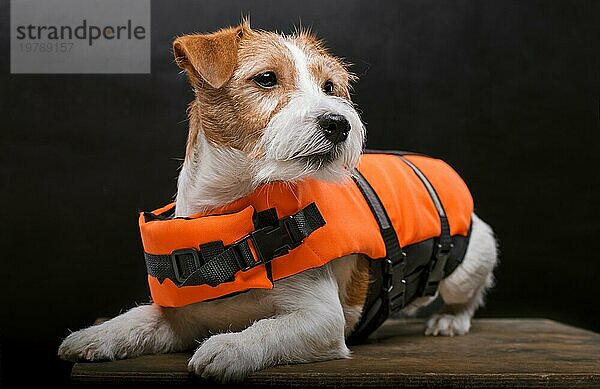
<box><xmin>58</xmin><ymin>20</ymin><xmax>498</xmax><ymax>383</ymax></box>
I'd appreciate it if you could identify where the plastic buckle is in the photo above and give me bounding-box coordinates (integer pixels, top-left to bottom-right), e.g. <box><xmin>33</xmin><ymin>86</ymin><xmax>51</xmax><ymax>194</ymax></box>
<box><xmin>383</xmin><ymin>251</ymin><xmax>407</xmax><ymax>312</ymax></box>
<box><xmin>250</xmin><ymin>218</ymin><xmax>299</xmax><ymax>264</ymax></box>
<box><xmin>436</xmin><ymin>242</ymin><xmax>454</xmax><ymax>261</ymax></box>
<box><xmin>170</xmin><ymin>248</ymin><xmax>201</xmax><ymax>284</ymax></box>
<box><xmin>421</xmin><ymin>242</ymin><xmax>454</xmax><ymax>296</ymax></box>
<box><xmin>383</xmin><ymin>258</ymin><xmax>394</xmax><ymax>293</ymax></box>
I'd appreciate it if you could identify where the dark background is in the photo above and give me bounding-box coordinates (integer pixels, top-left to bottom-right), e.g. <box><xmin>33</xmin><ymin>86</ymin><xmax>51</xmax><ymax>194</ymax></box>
<box><xmin>1</xmin><ymin>0</ymin><xmax>598</xmax><ymax>386</ymax></box>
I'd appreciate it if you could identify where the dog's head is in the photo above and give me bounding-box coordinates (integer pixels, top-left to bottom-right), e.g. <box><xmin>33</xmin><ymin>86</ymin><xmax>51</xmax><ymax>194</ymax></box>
<box><xmin>174</xmin><ymin>20</ymin><xmax>365</xmax><ymax>186</ymax></box>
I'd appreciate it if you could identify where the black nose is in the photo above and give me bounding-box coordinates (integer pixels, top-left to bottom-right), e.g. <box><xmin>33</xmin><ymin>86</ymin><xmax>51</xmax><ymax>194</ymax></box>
<box><xmin>318</xmin><ymin>113</ymin><xmax>350</xmax><ymax>144</ymax></box>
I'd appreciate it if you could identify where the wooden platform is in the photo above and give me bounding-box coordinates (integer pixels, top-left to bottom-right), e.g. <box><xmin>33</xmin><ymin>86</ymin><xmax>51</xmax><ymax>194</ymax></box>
<box><xmin>71</xmin><ymin>319</ymin><xmax>600</xmax><ymax>387</ymax></box>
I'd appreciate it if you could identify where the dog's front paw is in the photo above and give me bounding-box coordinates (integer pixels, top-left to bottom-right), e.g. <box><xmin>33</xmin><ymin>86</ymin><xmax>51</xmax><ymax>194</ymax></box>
<box><xmin>58</xmin><ymin>326</ymin><xmax>118</xmax><ymax>362</ymax></box>
<box><xmin>188</xmin><ymin>332</ymin><xmax>265</xmax><ymax>383</ymax></box>
<box><xmin>425</xmin><ymin>313</ymin><xmax>471</xmax><ymax>336</ymax></box>
<box><xmin>58</xmin><ymin>321</ymin><xmax>139</xmax><ymax>362</ymax></box>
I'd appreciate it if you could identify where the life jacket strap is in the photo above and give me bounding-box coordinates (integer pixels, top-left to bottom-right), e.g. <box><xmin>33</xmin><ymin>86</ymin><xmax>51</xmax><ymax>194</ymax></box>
<box><xmin>350</xmin><ymin>168</ymin><xmax>406</xmax><ymax>341</ymax></box>
<box><xmin>144</xmin><ymin>203</ymin><xmax>325</xmax><ymax>288</ymax></box>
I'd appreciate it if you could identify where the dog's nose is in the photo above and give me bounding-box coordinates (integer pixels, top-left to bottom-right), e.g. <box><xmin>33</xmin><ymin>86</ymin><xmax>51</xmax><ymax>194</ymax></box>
<box><xmin>318</xmin><ymin>113</ymin><xmax>350</xmax><ymax>144</ymax></box>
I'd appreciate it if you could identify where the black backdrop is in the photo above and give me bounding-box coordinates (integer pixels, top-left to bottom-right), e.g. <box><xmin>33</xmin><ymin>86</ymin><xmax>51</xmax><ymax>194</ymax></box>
<box><xmin>1</xmin><ymin>0</ymin><xmax>598</xmax><ymax>386</ymax></box>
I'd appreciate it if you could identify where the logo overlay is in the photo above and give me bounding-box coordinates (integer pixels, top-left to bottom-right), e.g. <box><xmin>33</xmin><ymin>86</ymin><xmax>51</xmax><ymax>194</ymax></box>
<box><xmin>11</xmin><ymin>0</ymin><xmax>150</xmax><ymax>74</ymax></box>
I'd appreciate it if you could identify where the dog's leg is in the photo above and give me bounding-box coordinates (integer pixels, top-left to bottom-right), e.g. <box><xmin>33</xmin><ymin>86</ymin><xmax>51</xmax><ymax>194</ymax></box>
<box><xmin>188</xmin><ymin>264</ymin><xmax>349</xmax><ymax>383</ymax></box>
<box><xmin>425</xmin><ymin>213</ymin><xmax>498</xmax><ymax>336</ymax></box>
<box><xmin>58</xmin><ymin>303</ymin><xmax>201</xmax><ymax>361</ymax></box>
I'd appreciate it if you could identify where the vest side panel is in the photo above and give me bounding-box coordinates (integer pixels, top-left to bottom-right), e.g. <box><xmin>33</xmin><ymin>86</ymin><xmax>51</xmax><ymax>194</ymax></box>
<box><xmin>403</xmin><ymin>155</ymin><xmax>473</xmax><ymax>236</ymax></box>
<box><xmin>357</xmin><ymin>154</ymin><xmax>442</xmax><ymax>247</ymax></box>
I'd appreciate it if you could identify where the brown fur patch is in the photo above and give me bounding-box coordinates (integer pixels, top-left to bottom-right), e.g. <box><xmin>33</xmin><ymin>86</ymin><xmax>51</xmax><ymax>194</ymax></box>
<box><xmin>185</xmin><ymin>100</ymin><xmax>202</xmax><ymax>158</ymax></box>
<box><xmin>173</xmin><ymin>24</ymin><xmax>244</xmax><ymax>89</ymax></box>
<box><xmin>345</xmin><ymin>256</ymin><xmax>370</xmax><ymax>308</ymax></box>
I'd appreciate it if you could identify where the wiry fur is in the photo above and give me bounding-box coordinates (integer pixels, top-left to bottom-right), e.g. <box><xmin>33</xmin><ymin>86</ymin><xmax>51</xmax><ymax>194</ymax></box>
<box><xmin>58</xmin><ymin>21</ymin><xmax>498</xmax><ymax>383</ymax></box>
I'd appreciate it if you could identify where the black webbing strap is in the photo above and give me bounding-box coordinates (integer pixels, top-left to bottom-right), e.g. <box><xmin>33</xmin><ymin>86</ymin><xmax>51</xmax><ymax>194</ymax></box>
<box><xmin>144</xmin><ymin>203</ymin><xmax>325</xmax><ymax>288</ymax></box>
<box><xmin>398</xmin><ymin>156</ymin><xmax>454</xmax><ymax>297</ymax></box>
<box><xmin>349</xmin><ymin>169</ymin><xmax>407</xmax><ymax>343</ymax></box>
<box><xmin>444</xmin><ymin>225</ymin><xmax>471</xmax><ymax>276</ymax></box>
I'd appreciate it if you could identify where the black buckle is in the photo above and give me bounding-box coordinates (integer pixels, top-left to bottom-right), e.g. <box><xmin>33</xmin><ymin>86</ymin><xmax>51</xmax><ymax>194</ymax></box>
<box><xmin>421</xmin><ymin>242</ymin><xmax>454</xmax><ymax>296</ymax></box>
<box><xmin>249</xmin><ymin>215</ymin><xmax>301</xmax><ymax>264</ymax></box>
<box><xmin>436</xmin><ymin>241</ymin><xmax>454</xmax><ymax>259</ymax></box>
<box><xmin>229</xmin><ymin>204</ymin><xmax>324</xmax><ymax>273</ymax></box>
<box><xmin>170</xmin><ymin>248</ymin><xmax>201</xmax><ymax>284</ymax></box>
<box><xmin>383</xmin><ymin>251</ymin><xmax>407</xmax><ymax>312</ymax></box>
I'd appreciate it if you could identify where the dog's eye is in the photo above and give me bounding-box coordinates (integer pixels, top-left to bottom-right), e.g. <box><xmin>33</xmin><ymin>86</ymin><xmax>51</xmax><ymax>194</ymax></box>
<box><xmin>323</xmin><ymin>80</ymin><xmax>334</xmax><ymax>95</ymax></box>
<box><xmin>253</xmin><ymin>72</ymin><xmax>277</xmax><ymax>88</ymax></box>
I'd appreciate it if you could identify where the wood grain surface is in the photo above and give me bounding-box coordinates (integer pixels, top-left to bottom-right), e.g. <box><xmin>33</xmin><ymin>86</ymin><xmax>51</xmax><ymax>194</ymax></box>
<box><xmin>70</xmin><ymin>319</ymin><xmax>600</xmax><ymax>387</ymax></box>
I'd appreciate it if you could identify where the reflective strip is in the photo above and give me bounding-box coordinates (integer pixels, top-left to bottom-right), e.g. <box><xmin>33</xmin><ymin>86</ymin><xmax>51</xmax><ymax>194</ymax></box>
<box><xmin>399</xmin><ymin>156</ymin><xmax>446</xmax><ymax>217</ymax></box>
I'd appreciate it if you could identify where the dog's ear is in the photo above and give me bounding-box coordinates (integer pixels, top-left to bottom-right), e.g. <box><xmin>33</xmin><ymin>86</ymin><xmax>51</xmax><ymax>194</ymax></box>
<box><xmin>173</xmin><ymin>22</ymin><xmax>249</xmax><ymax>89</ymax></box>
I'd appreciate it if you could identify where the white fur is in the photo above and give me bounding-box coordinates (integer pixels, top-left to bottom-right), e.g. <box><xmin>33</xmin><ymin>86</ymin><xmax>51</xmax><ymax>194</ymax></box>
<box><xmin>175</xmin><ymin>136</ymin><xmax>255</xmax><ymax>215</ymax></box>
<box><xmin>284</xmin><ymin>41</ymin><xmax>320</xmax><ymax>95</ymax></box>
<box><xmin>58</xmin><ymin>31</ymin><xmax>498</xmax><ymax>384</ymax></box>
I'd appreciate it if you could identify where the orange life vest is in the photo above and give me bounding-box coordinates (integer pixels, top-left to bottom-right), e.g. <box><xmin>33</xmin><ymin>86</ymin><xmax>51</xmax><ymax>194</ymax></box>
<box><xmin>139</xmin><ymin>151</ymin><xmax>473</xmax><ymax>338</ymax></box>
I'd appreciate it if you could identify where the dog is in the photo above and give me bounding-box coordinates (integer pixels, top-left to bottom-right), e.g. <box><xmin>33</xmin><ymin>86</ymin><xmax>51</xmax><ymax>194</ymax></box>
<box><xmin>58</xmin><ymin>20</ymin><xmax>498</xmax><ymax>383</ymax></box>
